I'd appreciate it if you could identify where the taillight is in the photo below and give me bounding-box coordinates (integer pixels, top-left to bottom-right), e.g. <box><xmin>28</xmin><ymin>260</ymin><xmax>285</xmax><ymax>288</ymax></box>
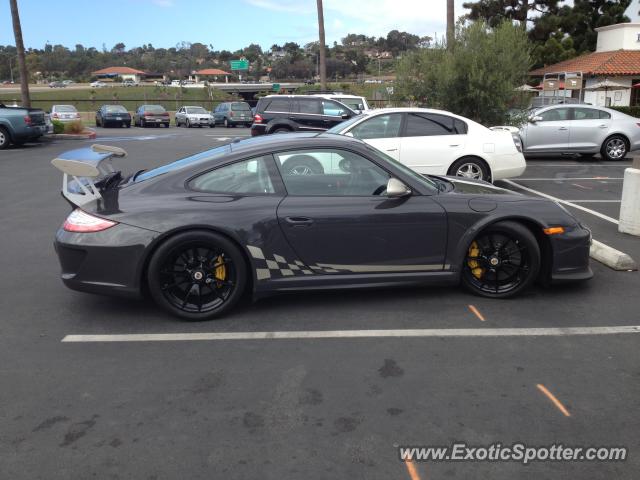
<box><xmin>23</xmin><ymin>115</ymin><xmax>32</xmax><ymax>126</ymax></box>
<box><xmin>229</xmin><ymin>111</ymin><xmax>234</xmax><ymax>118</ymax></box>
<box><xmin>163</xmin><ymin>112</ymin><xmax>169</xmax><ymax>116</ymax></box>
<box><xmin>74</xmin><ymin>112</ymin><xmax>80</xmax><ymax>118</ymax></box>
<box><xmin>63</xmin><ymin>209</ymin><xmax>117</xmax><ymax>233</ymax></box>
<box><xmin>144</xmin><ymin>112</ymin><xmax>153</xmax><ymax>116</ymax></box>
<box><xmin>253</xmin><ymin>113</ymin><xmax>263</xmax><ymax>124</ymax></box>
<box><xmin>511</xmin><ymin>134</ymin><xmax>523</xmax><ymax>153</ymax></box>
<box><xmin>52</xmin><ymin>113</ymin><xmax>59</xmax><ymax>118</ymax></box>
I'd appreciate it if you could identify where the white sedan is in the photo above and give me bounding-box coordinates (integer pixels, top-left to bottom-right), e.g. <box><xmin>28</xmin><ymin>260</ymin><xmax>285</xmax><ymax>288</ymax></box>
<box><xmin>326</xmin><ymin>108</ymin><xmax>526</xmax><ymax>182</ymax></box>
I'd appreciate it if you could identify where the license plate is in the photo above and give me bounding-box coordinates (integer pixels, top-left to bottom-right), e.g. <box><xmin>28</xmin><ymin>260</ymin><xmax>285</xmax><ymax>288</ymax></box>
<box><xmin>155</xmin><ymin>119</ymin><xmax>162</xmax><ymax>122</ymax></box>
<box><xmin>116</xmin><ymin>116</ymin><xmax>122</xmax><ymax>120</ymax></box>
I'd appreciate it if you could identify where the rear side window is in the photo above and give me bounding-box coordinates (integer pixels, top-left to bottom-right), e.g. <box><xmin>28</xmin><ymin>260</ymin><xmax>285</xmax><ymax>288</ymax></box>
<box><xmin>296</xmin><ymin>99</ymin><xmax>321</xmax><ymax>114</ymax></box>
<box><xmin>599</xmin><ymin>110</ymin><xmax>612</xmax><ymax>119</ymax></box>
<box><xmin>573</xmin><ymin>108</ymin><xmax>600</xmax><ymax>120</ymax></box>
<box><xmin>189</xmin><ymin>155</ymin><xmax>275</xmax><ymax>194</ymax></box>
<box><xmin>404</xmin><ymin>113</ymin><xmax>465</xmax><ymax>137</ymax></box>
<box><xmin>135</xmin><ymin>145</ymin><xmax>231</xmax><ymax>182</ymax></box>
<box><xmin>264</xmin><ymin>98</ymin><xmax>290</xmax><ymax>112</ymax></box>
<box><xmin>538</xmin><ymin>108</ymin><xmax>570</xmax><ymax>122</ymax></box>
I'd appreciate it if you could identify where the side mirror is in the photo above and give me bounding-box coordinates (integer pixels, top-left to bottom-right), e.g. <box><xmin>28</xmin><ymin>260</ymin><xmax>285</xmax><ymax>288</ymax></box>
<box><xmin>530</xmin><ymin>115</ymin><xmax>543</xmax><ymax>123</ymax></box>
<box><xmin>386</xmin><ymin>178</ymin><xmax>412</xmax><ymax>198</ymax></box>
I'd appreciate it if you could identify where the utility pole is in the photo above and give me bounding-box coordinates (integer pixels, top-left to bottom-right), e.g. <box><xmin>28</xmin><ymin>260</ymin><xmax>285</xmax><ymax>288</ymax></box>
<box><xmin>9</xmin><ymin>0</ymin><xmax>31</xmax><ymax>107</ymax></box>
<box><xmin>316</xmin><ymin>0</ymin><xmax>327</xmax><ymax>89</ymax></box>
<box><xmin>446</xmin><ymin>0</ymin><xmax>455</xmax><ymax>50</ymax></box>
<box><xmin>9</xmin><ymin>56</ymin><xmax>14</xmax><ymax>83</ymax></box>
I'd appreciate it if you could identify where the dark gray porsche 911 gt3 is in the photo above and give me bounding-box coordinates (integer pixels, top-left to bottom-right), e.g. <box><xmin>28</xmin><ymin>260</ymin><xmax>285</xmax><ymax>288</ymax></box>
<box><xmin>52</xmin><ymin>133</ymin><xmax>592</xmax><ymax>320</ymax></box>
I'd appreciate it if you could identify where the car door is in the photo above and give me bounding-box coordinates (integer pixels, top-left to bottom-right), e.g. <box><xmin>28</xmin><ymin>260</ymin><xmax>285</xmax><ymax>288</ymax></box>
<box><xmin>320</xmin><ymin>100</ymin><xmax>352</xmax><ymax>130</ymax></box>
<box><xmin>274</xmin><ymin>147</ymin><xmax>448</xmax><ymax>271</ymax></box>
<box><xmin>291</xmin><ymin>98</ymin><xmax>324</xmax><ymax>131</ymax></box>
<box><xmin>567</xmin><ymin>107</ymin><xmax>611</xmax><ymax>152</ymax></box>
<box><xmin>346</xmin><ymin>113</ymin><xmax>403</xmax><ymax>161</ymax></box>
<box><xmin>398</xmin><ymin>112</ymin><xmax>466</xmax><ymax>175</ymax></box>
<box><xmin>522</xmin><ymin>107</ymin><xmax>571</xmax><ymax>153</ymax></box>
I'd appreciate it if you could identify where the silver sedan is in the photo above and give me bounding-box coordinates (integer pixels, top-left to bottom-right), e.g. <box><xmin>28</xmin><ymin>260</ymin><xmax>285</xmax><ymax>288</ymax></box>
<box><xmin>517</xmin><ymin>105</ymin><xmax>640</xmax><ymax>160</ymax></box>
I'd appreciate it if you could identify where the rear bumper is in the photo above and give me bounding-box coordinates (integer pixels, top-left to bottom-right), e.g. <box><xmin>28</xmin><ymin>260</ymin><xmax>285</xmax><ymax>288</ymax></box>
<box><xmin>13</xmin><ymin>125</ymin><xmax>46</xmax><ymax>141</ymax></box>
<box><xmin>488</xmin><ymin>152</ymin><xmax>527</xmax><ymax>181</ymax></box>
<box><xmin>251</xmin><ymin>124</ymin><xmax>267</xmax><ymax>136</ymax></box>
<box><xmin>54</xmin><ymin>223</ymin><xmax>158</xmax><ymax>298</ymax></box>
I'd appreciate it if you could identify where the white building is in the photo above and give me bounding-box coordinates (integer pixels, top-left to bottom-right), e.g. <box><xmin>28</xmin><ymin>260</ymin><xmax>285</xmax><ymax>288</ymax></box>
<box><xmin>530</xmin><ymin>23</ymin><xmax>640</xmax><ymax>107</ymax></box>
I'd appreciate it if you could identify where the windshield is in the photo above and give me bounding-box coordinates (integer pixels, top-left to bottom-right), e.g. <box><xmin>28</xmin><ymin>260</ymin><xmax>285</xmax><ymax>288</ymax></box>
<box><xmin>56</xmin><ymin>105</ymin><xmax>77</xmax><ymax>112</ymax></box>
<box><xmin>187</xmin><ymin>107</ymin><xmax>208</xmax><ymax>114</ymax></box>
<box><xmin>145</xmin><ymin>105</ymin><xmax>165</xmax><ymax>113</ymax></box>
<box><xmin>326</xmin><ymin>115</ymin><xmax>366</xmax><ymax>133</ymax></box>
<box><xmin>365</xmin><ymin>145</ymin><xmax>439</xmax><ymax>194</ymax></box>
<box><xmin>105</xmin><ymin>105</ymin><xmax>127</xmax><ymax>113</ymax></box>
<box><xmin>231</xmin><ymin>103</ymin><xmax>251</xmax><ymax>111</ymax></box>
<box><xmin>135</xmin><ymin>145</ymin><xmax>231</xmax><ymax>182</ymax></box>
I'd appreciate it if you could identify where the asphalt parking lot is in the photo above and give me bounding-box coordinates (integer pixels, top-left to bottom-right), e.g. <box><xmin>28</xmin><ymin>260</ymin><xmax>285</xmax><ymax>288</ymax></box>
<box><xmin>2</xmin><ymin>128</ymin><xmax>639</xmax><ymax>479</ymax></box>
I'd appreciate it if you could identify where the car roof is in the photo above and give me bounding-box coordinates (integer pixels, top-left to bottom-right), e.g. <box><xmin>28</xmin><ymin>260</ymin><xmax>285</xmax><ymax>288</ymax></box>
<box><xmin>227</xmin><ymin>131</ymin><xmax>364</xmax><ymax>155</ymax></box>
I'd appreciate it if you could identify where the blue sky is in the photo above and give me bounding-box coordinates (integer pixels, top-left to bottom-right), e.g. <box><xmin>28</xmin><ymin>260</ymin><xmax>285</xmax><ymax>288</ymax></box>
<box><xmin>0</xmin><ymin>0</ymin><xmax>470</xmax><ymax>51</ymax></box>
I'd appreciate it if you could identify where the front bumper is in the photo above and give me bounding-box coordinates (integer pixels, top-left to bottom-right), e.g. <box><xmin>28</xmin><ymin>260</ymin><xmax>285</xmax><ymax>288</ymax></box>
<box><xmin>54</xmin><ymin>223</ymin><xmax>158</xmax><ymax>298</ymax></box>
<box><xmin>549</xmin><ymin>225</ymin><xmax>593</xmax><ymax>283</ymax></box>
<box><xmin>188</xmin><ymin>117</ymin><xmax>214</xmax><ymax>126</ymax></box>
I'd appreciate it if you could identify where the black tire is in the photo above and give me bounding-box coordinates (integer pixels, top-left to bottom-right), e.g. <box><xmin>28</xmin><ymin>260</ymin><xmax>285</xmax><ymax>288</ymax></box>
<box><xmin>186</xmin><ymin>118</ymin><xmax>191</xmax><ymax>128</ymax></box>
<box><xmin>281</xmin><ymin>155</ymin><xmax>324</xmax><ymax>175</ymax></box>
<box><xmin>461</xmin><ymin>221</ymin><xmax>540</xmax><ymax>299</ymax></box>
<box><xmin>0</xmin><ymin>126</ymin><xmax>11</xmax><ymax>150</ymax></box>
<box><xmin>95</xmin><ymin>118</ymin><xmax>100</xmax><ymax>127</ymax></box>
<box><xmin>147</xmin><ymin>230</ymin><xmax>247</xmax><ymax>321</ymax></box>
<box><xmin>175</xmin><ymin>118</ymin><xmax>180</xmax><ymax>127</ymax></box>
<box><xmin>209</xmin><ymin>123</ymin><xmax>215</xmax><ymax>128</ymax></box>
<box><xmin>601</xmin><ymin>135</ymin><xmax>628</xmax><ymax>161</ymax></box>
<box><xmin>272</xmin><ymin>127</ymin><xmax>292</xmax><ymax>134</ymax></box>
<box><xmin>164</xmin><ymin>123</ymin><xmax>170</xmax><ymax>128</ymax></box>
<box><xmin>224</xmin><ymin>118</ymin><xmax>229</xmax><ymax>128</ymax></box>
<box><xmin>141</xmin><ymin>119</ymin><xmax>146</xmax><ymax>128</ymax></box>
<box><xmin>448</xmin><ymin>157</ymin><xmax>491</xmax><ymax>182</ymax></box>
<box><xmin>126</xmin><ymin>122</ymin><xmax>131</xmax><ymax>128</ymax></box>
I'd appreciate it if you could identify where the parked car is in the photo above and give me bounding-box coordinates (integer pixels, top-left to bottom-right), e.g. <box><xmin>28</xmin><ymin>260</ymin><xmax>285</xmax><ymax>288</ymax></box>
<box><xmin>51</xmin><ymin>135</ymin><xmax>592</xmax><ymax>320</ymax></box>
<box><xmin>90</xmin><ymin>81</ymin><xmax>108</xmax><ymax>88</ymax></box>
<box><xmin>251</xmin><ymin>95</ymin><xmax>358</xmax><ymax>136</ymax></box>
<box><xmin>133</xmin><ymin>105</ymin><xmax>170</xmax><ymax>128</ymax></box>
<box><xmin>309</xmin><ymin>92</ymin><xmax>370</xmax><ymax>112</ymax></box>
<box><xmin>0</xmin><ymin>103</ymin><xmax>47</xmax><ymax>149</ymax></box>
<box><xmin>213</xmin><ymin>102</ymin><xmax>253</xmax><ymax>127</ymax></box>
<box><xmin>326</xmin><ymin>108</ymin><xmax>525</xmax><ymax>182</ymax></box>
<box><xmin>122</xmin><ymin>79</ymin><xmax>138</xmax><ymax>87</ymax></box>
<box><xmin>48</xmin><ymin>81</ymin><xmax>66</xmax><ymax>88</ymax></box>
<box><xmin>504</xmin><ymin>104</ymin><xmax>640</xmax><ymax>161</ymax></box>
<box><xmin>96</xmin><ymin>104</ymin><xmax>131</xmax><ymax>128</ymax></box>
<box><xmin>175</xmin><ymin>106</ymin><xmax>215</xmax><ymax>128</ymax></box>
<box><xmin>62</xmin><ymin>80</ymin><xmax>74</xmax><ymax>85</ymax></box>
<box><xmin>50</xmin><ymin>105</ymin><xmax>81</xmax><ymax>122</ymax></box>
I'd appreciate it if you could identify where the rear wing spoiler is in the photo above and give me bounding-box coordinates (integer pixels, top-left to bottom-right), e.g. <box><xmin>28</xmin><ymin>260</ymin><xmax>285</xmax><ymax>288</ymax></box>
<box><xmin>51</xmin><ymin>144</ymin><xmax>127</xmax><ymax>206</ymax></box>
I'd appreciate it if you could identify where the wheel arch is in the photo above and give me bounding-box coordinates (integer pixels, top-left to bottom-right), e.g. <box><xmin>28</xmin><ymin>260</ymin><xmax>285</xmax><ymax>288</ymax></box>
<box><xmin>137</xmin><ymin>225</ymin><xmax>255</xmax><ymax>298</ymax></box>
<box><xmin>602</xmin><ymin>132</ymin><xmax>630</xmax><ymax>151</ymax></box>
<box><xmin>452</xmin><ymin>215</ymin><xmax>552</xmax><ymax>282</ymax></box>
<box><xmin>265</xmin><ymin>119</ymin><xmax>296</xmax><ymax>134</ymax></box>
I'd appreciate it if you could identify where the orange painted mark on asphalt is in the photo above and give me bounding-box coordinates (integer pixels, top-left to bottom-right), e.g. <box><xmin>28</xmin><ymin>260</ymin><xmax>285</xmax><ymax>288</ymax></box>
<box><xmin>404</xmin><ymin>458</ymin><xmax>422</xmax><ymax>480</ymax></box>
<box><xmin>537</xmin><ymin>384</ymin><xmax>571</xmax><ymax>417</ymax></box>
<box><xmin>468</xmin><ymin>305</ymin><xmax>486</xmax><ymax>322</ymax></box>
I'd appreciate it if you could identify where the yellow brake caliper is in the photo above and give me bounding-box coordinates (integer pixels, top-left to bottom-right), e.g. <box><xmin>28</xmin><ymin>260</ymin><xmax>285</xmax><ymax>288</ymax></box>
<box><xmin>213</xmin><ymin>255</ymin><xmax>226</xmax><ymax>283</ymax></box>
<box><xmin>467</xmin><ymin>241</ymin><xmax>484</xmax><ymax>279</ymax></box>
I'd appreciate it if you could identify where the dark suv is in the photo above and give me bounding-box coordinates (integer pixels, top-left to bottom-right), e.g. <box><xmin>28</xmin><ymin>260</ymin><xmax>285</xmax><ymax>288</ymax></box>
<box><xmin>251</xmin><ymin>95</ymin><xmax>357</xmax><ymax>136</ymax></box>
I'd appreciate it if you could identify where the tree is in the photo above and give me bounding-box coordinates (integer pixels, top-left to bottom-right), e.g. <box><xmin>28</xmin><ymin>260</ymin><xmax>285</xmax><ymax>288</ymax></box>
<box><xmin>463</xmin><ymin>0</ymin><xmax>558</xmax><ymax>27</ymax></box>
<box><xmin>9</xmin><ymin>0</ymin><xmax>30</xmax><ymax>106</ymax></box>
<box><xmin>395</xmin><ymin>20</ymin><xmax>531</xmax><ymax>125</ymax></box>
<box><xmin>316</xmin><ymin>0</ymin><xmax>327</xmax><ymax>89</ymax></box>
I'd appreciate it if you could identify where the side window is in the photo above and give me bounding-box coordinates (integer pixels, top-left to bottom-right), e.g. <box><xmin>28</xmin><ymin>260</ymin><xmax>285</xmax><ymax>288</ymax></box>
<box><xmin>350</xmin><ymin>114</ymin><xmax>402</xmax><ymax>139</ymax></box>
<box><xmin>296</xmin><ymin>99</ymin><xmax>321</xmax><ymax>114</ymax></box>
<box><xmin>274</xmin><ymin>149</ymin><xmax>390</xmax><ymax>196</ymax></box>
<box><xmin>322</xmin><ymin>100</ymin><xmax>348</xmax><ymax>117</ymax></box>
<box><xmin>404</xmin><ymin>113</ymin><xmax>461</xmax><ymax>137</ymax></box>
<box><xmin>265</xmin><ymin>98</ymin><xmax>290</xmax><ymax>112</ymax></box>
<box><xmin>599</xmin><ymin>110</ymin><xmax>612</xmax><ymax>119</ymax></box>
<box><xmin>573</xmin><ymin>108</ymin><xmax>600</xmax><ymax>120</ymax></box>
<box><xmin>189</xmin><ymin>155</ymin><xmax>275</xmax><ymax>195</ymax></box>
<box><xmin>538</xmin><ymin>108</ymin><xmax>570</xmax><ymax>122</ymax></box>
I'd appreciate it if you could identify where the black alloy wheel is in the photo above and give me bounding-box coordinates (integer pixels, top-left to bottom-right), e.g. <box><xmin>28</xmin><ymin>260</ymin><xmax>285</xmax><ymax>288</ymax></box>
<box><xmin>148</xmin><ymin>231</ymin><xmax>247</xmax><ymax>320</ymax></box>
<box><xmin>461</xmin><ymin>221</ymin><xmax>540</xmax><ymax>298</ymax></box>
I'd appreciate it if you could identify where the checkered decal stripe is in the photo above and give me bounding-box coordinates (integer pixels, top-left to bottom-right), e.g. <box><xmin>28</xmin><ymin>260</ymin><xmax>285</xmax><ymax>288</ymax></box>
<box><xmin>246</xmin><ymin>245</ymin><xmax>346</xmax><ymax>280</ymax></box>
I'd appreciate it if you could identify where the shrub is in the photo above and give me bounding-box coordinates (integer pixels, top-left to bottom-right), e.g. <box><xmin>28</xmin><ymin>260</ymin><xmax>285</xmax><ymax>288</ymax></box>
<box><xmin>610</xmin><ymin>106</ymin><xmax>640</xmax><ymax>118</ymax></box>
<box><xmin>63</xmin><ymin>120</ymin><xmax>84</xmax><ymax>134</ymax></box>
<box><xmin>51</xmin><ymin>119</ymin><xmax>65</xmax><ymax>134</ymax></box>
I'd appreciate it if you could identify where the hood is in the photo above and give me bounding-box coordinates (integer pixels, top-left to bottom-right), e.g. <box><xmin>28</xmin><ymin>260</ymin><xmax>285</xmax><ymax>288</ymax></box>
<box><xmin>432</xmin><ymin>175</ymin><xmax>519</xmax><ymax>195</ymax></box>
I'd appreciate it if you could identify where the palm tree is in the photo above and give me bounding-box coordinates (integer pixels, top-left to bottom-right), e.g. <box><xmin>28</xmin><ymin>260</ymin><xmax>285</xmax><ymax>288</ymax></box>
<box><xmin>9</xmin><ymin>0</ymin><xmax>30</xmax><ymax>107</ymax></box>
<box><xmin>316</xmin><ymin>0</ymin><xmax>327</xmax><ymax>89</ymax></box>
<box><xmin>446</xmin><ymin>0</ymin><xmax>455</xmax><ymax>49</ymax></box>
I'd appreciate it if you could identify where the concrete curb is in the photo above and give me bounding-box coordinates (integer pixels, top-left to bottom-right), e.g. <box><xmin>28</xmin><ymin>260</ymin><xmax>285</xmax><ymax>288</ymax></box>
<box><xmin>48</xmin><ymin>129</ymin><xmax>97</xmax><ymax>140</ymax></box>
<box><xmin>590</xmin><ymin>239</ymin><xmax>638</xmax><ymax>271</ymax></box>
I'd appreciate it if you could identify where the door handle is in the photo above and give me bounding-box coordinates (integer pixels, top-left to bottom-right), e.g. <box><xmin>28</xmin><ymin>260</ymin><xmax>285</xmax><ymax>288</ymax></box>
<box><xmin>598</xmin><ymin>124</ymin><xmax>608</xmax><ymax>128</ymax></box>
<box><xmin>386</xmin><ymin>148</ymin><xmax>398</xmax><ymax>152</ymax></box>
<box><xmin>449</xmin><ymin>144</ymin><xmax>460</xmax><ymax>147</ymax></box>
<box><xmin>285</xmin><ymin>216</ymin><xmax>314</xmax><ymax>227</ymax></box>
<box><xmin>558</xmin><ymin>127</ymin><xmax>568</xmax><ymax>131</ymax></box>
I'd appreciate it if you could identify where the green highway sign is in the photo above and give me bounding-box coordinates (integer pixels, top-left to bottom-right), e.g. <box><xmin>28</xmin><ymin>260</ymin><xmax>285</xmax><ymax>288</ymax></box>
<box><xmin>272</xmin><ymin>83</ymin><xmax>281</xmax><ymax>92</ymax></box>
<box><xmin>230</xmin><ymin>59</ymin><xmax>249</xmax><ymax>70</ymax></box>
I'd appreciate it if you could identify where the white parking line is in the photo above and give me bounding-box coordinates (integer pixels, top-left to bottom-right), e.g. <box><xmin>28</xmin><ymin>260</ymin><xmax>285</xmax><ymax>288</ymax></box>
<box><xmin>516</xmin><ymin>177</ymin><xmax>623</xmax><ymax>181</ymax></box>
<box><xmin>526</xmin><ymin>163</ymin><xmax>631</xmax><ymax>167</ymax></box>
<box><xmin>503</xmin><ymin>179</ymin><xmax>620</xmax><ymax>225</ymax></box>
<box><xmin>61</xmin><ymin>325</ymin><xmax>640</xmax><ymax>343</ymax></box>
<box><xmin>568</xmin><ymin>200</ymin><xmax>621</xmax><ymax>203</ymax></box>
